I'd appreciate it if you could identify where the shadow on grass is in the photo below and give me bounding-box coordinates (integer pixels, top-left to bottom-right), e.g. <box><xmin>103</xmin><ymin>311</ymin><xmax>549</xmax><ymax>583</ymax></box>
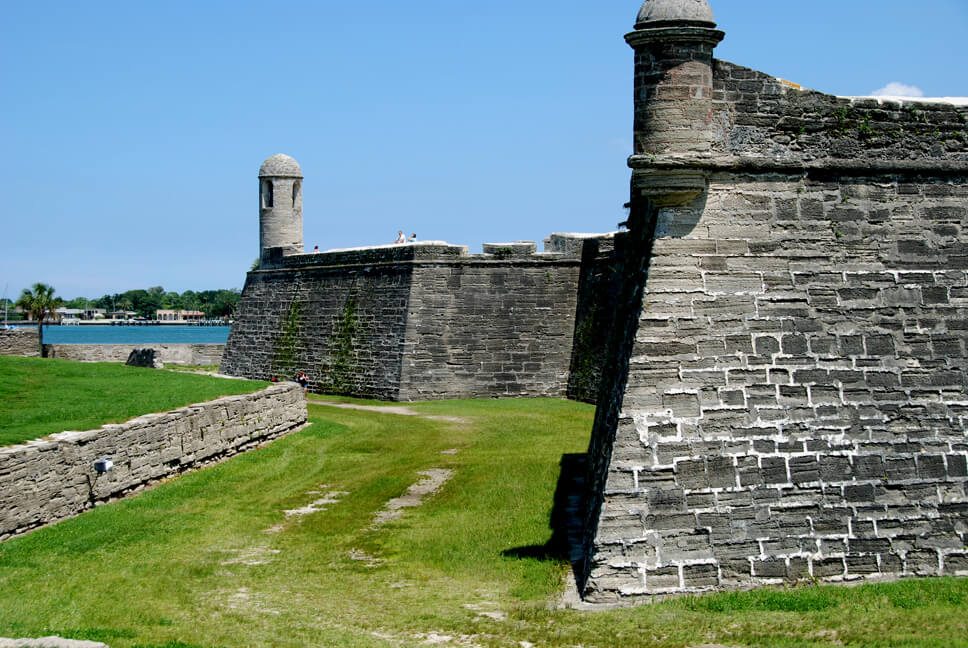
<box><xmin>502</xmin><ymin>453</ymin><xmax>586</xmax><ymax>575</ymax></box>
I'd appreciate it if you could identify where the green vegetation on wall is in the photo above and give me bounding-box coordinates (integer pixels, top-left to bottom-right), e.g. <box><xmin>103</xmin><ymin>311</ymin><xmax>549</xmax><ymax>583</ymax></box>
<box><xmin>321</xmin><ymin>294</ymin><xmax>359</xmax><ymax>395</ymax></box>
<box><xmin>270</xmin><ymin>298</ymin><xmax>303</xmax><ymax>381</ymax></box>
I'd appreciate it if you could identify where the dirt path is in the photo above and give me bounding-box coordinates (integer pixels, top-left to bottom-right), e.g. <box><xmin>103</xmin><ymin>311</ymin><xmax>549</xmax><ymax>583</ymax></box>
<box><xmin>308</xmin><ymin>399</ymin><xmax>469</xmax><ymax>424</ymax></box>
<box><xmin>372</xmin><ymin>469</ymin><xmax>454</xmax><ymax>527</ymax></box>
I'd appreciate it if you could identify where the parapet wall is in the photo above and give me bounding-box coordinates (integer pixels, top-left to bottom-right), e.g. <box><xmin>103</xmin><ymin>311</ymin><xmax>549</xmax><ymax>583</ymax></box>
<box><xmin>0</xmin><ymin>383</ymin><xmax>307</xmax><ymax>540</ymax></box>
<box><xmin>709</xmin><ymin>61</ymin><xmax>968</xmax><ymax>166</ymax></box>
<box><xmin>46</xmin><ymin>343</ymin><xmax>225</xmax><ymax>366</ymax></box>
<box><xmin>580</xmin><ymin>58</ymin><xmax>968</xmax><ymax>602</ymax></box>
<box><xmin>0</xmin><ymin>329</ymin><xmax>40</xmax><ymax>357</ymax></box>
<box><xmin>222</xmin><ymin>239</ymin><xmax>607</xmax><ymax>400</ymax></box>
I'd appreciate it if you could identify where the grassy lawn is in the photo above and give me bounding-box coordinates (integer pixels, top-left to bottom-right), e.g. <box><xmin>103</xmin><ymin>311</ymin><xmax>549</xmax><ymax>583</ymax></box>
<box><xmin>0</xmin><ymin>395</ymin><xmax>966</xmax><ymax>647</ymax></box>
<box><xmin>0</xmin><ymin>356</ymin><xmax>268</xmax><ymax>446</ymax></box>
<box><xmin>161</xmin><ymin>364</ymin><xmax>221</xmax><ymax>374</ymax></box>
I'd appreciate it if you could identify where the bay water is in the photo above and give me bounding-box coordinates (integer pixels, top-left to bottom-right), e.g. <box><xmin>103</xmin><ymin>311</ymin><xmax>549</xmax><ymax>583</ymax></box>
<box><xmin>16</xmin><ymin>325</ymin><xmax>232</xmax><ymax>345</ymax></box>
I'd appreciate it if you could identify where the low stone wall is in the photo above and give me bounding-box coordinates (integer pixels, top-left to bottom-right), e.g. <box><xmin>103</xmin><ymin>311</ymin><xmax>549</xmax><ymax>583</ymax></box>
<box><xmin>0</xmin><ymin>329</ymin><xmax>40</xmax><ymax>357</ymax></box>
<box><xmin>46</xmin><ymin>344</ymin><xmax>225</xmax><ymax>365</ymax></box>
<box><xmin>0</xmin><ymin>382</ymin><xmax>307</xmax><ymax>540</ymax></box>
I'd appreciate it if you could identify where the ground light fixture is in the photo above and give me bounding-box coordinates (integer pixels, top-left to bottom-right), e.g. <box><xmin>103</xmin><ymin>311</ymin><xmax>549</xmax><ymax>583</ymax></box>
<box><xmin>93</xmin><ymin>457</ymin><xmax>113</xmax><ymax>474</ymax></box>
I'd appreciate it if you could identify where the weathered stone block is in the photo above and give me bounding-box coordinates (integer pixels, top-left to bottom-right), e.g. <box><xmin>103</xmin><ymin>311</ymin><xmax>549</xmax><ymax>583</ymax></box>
<box><xmin>644</xmin><ymin>566</ymin><xmax>680</xmax><ymax>591</ymax></box>
<box><xmin>846</xmin><ymin>554</ymin><xmax>880</xmax><ymax>574</ymax></box>
<box><xmin>906</xmin><ymin>550</ymin><xmax>940</xmax><ymax>575</ymax></box>
<box><xmin>761</xmin><ymin>457</ymin><xmax>788</xmax><ymax>484</ymax></box>
<box><xmin>683</xmin><ymin>563</ymin><xmax>719</xmax><ymax>588</ymax></box>
<box><xmin>853</xmin><ymin>455</ymin><xmax>885</xmax><ymax>480</ymax></box>
<box><xmin>676</xmin><ymin>460</ymin><xmax>707</xmax><ymax>490</ymax></box>
<box><xmin>943</xmin><ymin>553</ymin><xmax>968</xmax><ymax>574</ymax></box>
<box><xmin>917</xmin><ymin>455</ymin><xmax>947</xmax><ymax>480</ymax></box>
<box><xmin>789</xmin><ymin>456</ymin><xmax>821</xmax><ymax>484</ymax></box>
<box><xmin>948</xmin><ymin>455</ymin><xmax>968</xmax><ymax>478</ymax></box>
<box><xmin>812</xmin><ymin>558</ymin><xmax>845</xmax><ymax>578</ymax></box>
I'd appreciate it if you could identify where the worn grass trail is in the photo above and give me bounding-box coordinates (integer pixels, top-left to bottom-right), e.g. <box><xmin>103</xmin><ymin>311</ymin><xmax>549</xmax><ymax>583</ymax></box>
<box><xmin>0</xmin><ymin>356</ymin><xmax>267</xmax><ymax>446</ymax></box>
<box><xmin>0</xmin><ymin>396</ymin><xmax>966</xmax><ymax>647</ymax></box>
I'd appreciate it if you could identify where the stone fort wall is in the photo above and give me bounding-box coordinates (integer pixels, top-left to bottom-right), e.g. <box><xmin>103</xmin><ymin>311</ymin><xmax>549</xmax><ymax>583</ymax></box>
<box><xmin>46</xmin><ymin>343</ymin><xmax>224</xmax><ymax>366</ymax></box>
<box><xmin>221</xmin><ymin>237</ymin><xmax>618</xmax><ymax>401</ymax></box>
<box><xmin>579</xmin><ymin>52</ymin><xmax>968</xmax><ymax>601</ymax></box>
<box><xmin>0</xmin><ymin>329</ymin><xmax>40</xmax><ymax>357</ymax></box>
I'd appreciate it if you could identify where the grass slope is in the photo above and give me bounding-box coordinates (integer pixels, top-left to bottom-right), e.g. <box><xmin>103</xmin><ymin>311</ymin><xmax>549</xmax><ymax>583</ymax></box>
<box><xmin>0</xmin><ymin>356</ymin><xmax>268</xmax><ymax>446</ymax></box>
<box><xmin>0</xmin><ymin>396</ymin><xmax>965</xmax><ymax>647</ymax></box>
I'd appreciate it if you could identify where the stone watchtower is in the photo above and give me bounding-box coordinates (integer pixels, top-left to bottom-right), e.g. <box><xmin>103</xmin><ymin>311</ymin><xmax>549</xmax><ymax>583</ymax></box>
<box><xmin>626</xmin><ymin>0</ymin><xmax>723</xmax><ymax>206</ymax></box>
<box><xmin>259</xmin><ymin>154</ymin><xmax>304</xmax><ymax>266</ymax></box>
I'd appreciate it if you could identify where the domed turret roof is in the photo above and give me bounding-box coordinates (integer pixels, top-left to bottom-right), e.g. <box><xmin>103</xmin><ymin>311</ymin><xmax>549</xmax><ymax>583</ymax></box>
<box><xmin>635</xmin><ymin>0</ymin><xmax>715</xmax><ymax>28</ymax></box>
<box><xmin>259</xmin><ymin>154</ymin><xmax>303</xmax><ymax>178</ymax></box>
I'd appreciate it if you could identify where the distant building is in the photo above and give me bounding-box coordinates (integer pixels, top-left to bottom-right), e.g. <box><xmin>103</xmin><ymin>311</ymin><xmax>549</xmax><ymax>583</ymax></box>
<box><xmin>156</xmin><ymin>309</ymin><xmax>206</xmax><ymax>322</ymax></box>
<box><xmin>55</xmin><ymin>308</ymin><xmax>106</xmax><ymax>321</ymax></box>
<box><xmin>55</xmin><ymin>308</ymin><xmax>83</xmax><ymax>320</ymax></box>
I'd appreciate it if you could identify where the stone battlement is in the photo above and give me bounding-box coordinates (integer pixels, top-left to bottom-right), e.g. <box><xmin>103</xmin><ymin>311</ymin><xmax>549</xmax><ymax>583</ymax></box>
<box><xmin>259</xmin><ymin>233</ymin><xmax>613</xmax><ymax>271</ymax></box>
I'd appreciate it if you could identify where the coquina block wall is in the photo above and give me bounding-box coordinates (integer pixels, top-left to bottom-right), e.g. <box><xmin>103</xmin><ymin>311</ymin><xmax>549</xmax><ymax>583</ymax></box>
<box><xmin>46</xmin><ymin>343</ymin><xmax>225</xmax><ymax>366</ymax></box>
<box><xmin>222</xmin><ymin>240</ymin><xmax>603</xmax><ymax>400</ymax></box>
<box><xmin>0</xmin><ymin>329</ymin><xmax>40</xmax><ymax>357</ymax></box>
<box><xmin>0</xmin><ymin>383</ymin><xmax>307</xmax><ymax>540</ymax></box>
<box><xmin>580</xmin><ymin>0</ymin><xmax>968</xmax><ymax>602</ymax></box>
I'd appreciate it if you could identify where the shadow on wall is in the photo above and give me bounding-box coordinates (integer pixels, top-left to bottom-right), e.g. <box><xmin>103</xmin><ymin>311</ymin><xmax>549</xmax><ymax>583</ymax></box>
<box><xmin>653</xmin><ymin>191</ymin><xmax>708</xmax><ymax>239</ymax></box>
<box><xmin>565</xmin><ymin>190</ymin><xmax>707</xmax><ymax>405</ymax></box>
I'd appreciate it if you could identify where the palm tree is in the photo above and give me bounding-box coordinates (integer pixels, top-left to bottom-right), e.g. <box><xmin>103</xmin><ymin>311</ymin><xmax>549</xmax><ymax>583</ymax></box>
<box><xmin>15</xmin><ymin>283</ymin><xmax>63</xmax><ymax>357</ymax></box>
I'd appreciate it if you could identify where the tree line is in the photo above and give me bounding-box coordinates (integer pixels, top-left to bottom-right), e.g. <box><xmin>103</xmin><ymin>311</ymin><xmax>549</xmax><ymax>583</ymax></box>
<box><xmin>5</xmin><ymin>286</ymin><xmax>241</xmax><ymax>320</ymax></box>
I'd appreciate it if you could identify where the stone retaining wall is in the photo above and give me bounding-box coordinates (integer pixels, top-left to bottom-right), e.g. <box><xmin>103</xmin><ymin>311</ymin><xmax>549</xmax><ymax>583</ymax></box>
<box><xmin>46</xmin><ymin>344</ymin><xmax>225</xmax><ymax>365</ymax></box>
<box><xmin>0</xmin><ymin>329</ymin><xmax>40</xmax><ymax>357</ymax></box>
<box><xmin>0</xmin><ymin>383</ymin><xmax>307</xmax><ymax>540</ymax></box>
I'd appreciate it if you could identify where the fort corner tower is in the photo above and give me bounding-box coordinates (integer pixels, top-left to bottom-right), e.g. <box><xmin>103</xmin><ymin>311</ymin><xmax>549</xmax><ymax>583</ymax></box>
<box><xmin>259</xmin><ymin>154</ymin><xmax>304</xmax><ymax>265</ymax></box>
<box><xmin>627</xmin><ymin>0</ymin><xmax>723</xmax><ymax>207</ymax></box>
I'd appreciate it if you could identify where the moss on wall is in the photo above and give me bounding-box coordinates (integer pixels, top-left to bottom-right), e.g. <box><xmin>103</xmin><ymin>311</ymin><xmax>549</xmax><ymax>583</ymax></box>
<box><xmin>270</xmin><ymin>298</ymin><xmax>302</xmax><ymax>381</ymax></box>
<box><xmin>319</xmin><ymin>293</ymin><xmax>359</xmax><ymax>395</ymax></box>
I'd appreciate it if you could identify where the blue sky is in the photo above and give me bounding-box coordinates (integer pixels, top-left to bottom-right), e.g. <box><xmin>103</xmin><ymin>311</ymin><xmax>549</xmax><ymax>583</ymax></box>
<box><xmin>2</xmin><ymin>0</ymin><xmax>966</xmax><ymax>300</ymax></box>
